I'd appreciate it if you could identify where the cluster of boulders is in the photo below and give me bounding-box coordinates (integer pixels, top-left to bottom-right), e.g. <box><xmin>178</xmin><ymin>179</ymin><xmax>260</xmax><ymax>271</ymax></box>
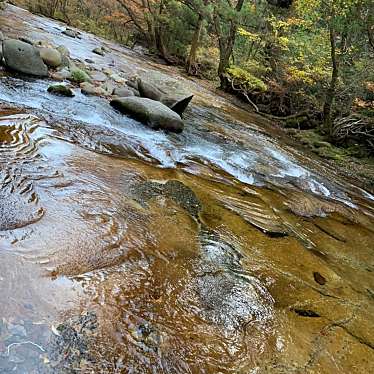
<box><xmin>0</xmin><ymin>28</ymin><xmax>192</xmax><ymax>133</ymax></box>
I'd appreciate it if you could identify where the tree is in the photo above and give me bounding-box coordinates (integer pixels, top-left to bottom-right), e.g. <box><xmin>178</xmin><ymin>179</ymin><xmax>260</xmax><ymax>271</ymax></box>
<box><xmin>181</xmin><ymin>0</ymin><xmax>211</xmax><ymax>75</ymax></box>
<box><xmin>213</xmin><ymin>0</ymin><xmax>246</xmax><ymax>88</ymax></box>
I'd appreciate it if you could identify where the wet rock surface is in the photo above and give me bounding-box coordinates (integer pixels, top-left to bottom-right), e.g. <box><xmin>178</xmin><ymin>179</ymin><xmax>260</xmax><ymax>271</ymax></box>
<box><xmin>0</xmin><ymin>4</ymin><xmax>373</xmax><ymax>374</ymax></box>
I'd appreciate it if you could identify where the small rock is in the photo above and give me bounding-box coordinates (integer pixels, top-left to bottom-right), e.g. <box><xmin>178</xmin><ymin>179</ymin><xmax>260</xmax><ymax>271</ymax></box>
<box><xmin>85</xmin><ymin>58</ymin><xmax>94</xmax><ymax>64</ymax></box>
<box><xmin>80</xmin><ymin>82</ymin><xmax>105</xmax><ymax>96</ymax></box>
<box><xmin>39</xmin><ymin>47</ymin><xmax>62</xmax><ymax>68</ymax></box>
<box><xmin>50</xmin><ymin>68</ymin><xmax>71</xmax><ymax>81</ymax></box>
<box><xmin>103</xmin><ymin>67</ymin><xmax>113</xmax><ymax>75</ymax></box>
<box><xmin>62</xmin><ymin>28</ymin><xmax>77</xmax><ymax>38</ymax></box>
<box><xmin>101</xmin><ymin>80</ymin><xmax>116</xmax><ymax>95</ymax></box>
<box><xmin>313</xmin><ymin>271</ymin><xmax>327</xmax><ymax>285</ymax></box>
<box><xmin>92</xmin><ymin>47</ymin><xmax>105</xmax><ymax>56</ymax></box>
<box><xmin>48</xmin><ymin>84</ymin><xmax>75</xmax><ymax>97</ymax></box>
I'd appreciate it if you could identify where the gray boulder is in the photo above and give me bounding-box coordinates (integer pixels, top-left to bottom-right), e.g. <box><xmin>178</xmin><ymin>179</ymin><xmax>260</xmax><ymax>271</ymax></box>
<box><xmin>137</xmin><ymin>79</ymin><xmax>193</xmax><ymax>116</ymax></box>
<box><xmin>113</xmin><ymin>86</ymin><xmax>135</xmax><ymax>97</ymax></box>
<box><xmin>138</xmin><ymin>79</ymin><xmax>164</xmax><ymax>101</ymax></box>
<box><xmin>39</xmin><ymin>47</ymin><xmax>62</xmax><ymax>68</ymax></box>
<box><xmin>2</xmin><ymin>39</ymin><xmax>48</xmax><ymax>77</ymax></box>
<box><xmin>110</xmin><ymin>97</ymin><xmax>184</xmax><ymax>133</ymax></box>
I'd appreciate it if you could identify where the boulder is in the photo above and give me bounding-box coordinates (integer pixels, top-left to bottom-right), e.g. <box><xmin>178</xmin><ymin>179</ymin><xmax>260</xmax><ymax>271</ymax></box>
<box><xmin>138</xmin><ymin>79</ymin><xmax>164</xmax><ymax>101</ymax></box>
<box><xmin>137</xmin><ymin>79</ymin><xmax>193</xmax><ymax>115</ymax></box>
<box><xmin>110</xmin><ymin>97</ymin><xmax>184</xmax><ymax>133</ymax></box>
<box><xmin>80</xmin><ymin>82</ymin><xmax>105</xmax><ymax>96</ymax></box>
<box><xmin>39</xmin><ymin>47</ymin><xmax>62</xmax><ymax>68</ymax></box>
<box><xmin>47</xmin><ymin>84</ymin><xmax>75</xmax><ymax>97</ymax></box>
<box><xmin>2</xmin><ymin>39</ymin><xmax>48</xmax><ymax>77</ymax></box>
<box><xmin>113</xmin><ymin>86</ymin><xmax>135</xmax><ymax>97</ymax></box>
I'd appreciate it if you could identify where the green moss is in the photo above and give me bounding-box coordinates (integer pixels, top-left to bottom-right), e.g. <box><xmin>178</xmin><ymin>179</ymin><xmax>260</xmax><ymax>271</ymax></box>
<box><xmin>293</xmin><ymin>130</ymin><xmax>347</xmax><ymax>160</ymax></box>
<box><xmin>47</xmin><ymin>84</ymin><xmax>75</xmax><ymax>97</ymax></box>
<box><xmin>69</xmin><ymin>69</ymin><xmax>91</xmax><ymax>83</ymax></box>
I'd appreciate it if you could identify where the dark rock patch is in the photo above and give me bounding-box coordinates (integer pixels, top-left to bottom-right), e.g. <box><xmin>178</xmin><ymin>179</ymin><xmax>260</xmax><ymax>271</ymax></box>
<box><xmin>293</xmin><ymin>309</ymin><xmax>320</xmax><ymax>317</ymax></box>
<box><xmin>313</xmin><ymin>271</ymin><xmax>327</xmax><ymax>285</ymax></box>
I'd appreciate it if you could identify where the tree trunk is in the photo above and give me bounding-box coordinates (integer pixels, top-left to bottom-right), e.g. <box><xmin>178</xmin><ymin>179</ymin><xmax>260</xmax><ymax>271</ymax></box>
<box><xmin>214</xmin><ymin>0</ymin><xmax>245</xmax><ymax>89</ymax></box>
<box><xmin>186</xmin><ymin>14</ymin><xmax>203</xmax><ymax>75</ymax></box>
<box><xmin>323</xmin><ymin>24</ymin><xmax>339</xmax><ymax>134</ymax></box>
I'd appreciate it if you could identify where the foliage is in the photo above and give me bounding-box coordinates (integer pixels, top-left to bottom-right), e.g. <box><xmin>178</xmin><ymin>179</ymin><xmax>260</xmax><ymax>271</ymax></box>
<box><xmin>226</xmin><ymin>66</ymin><xmax>267</xmax><ymax>92</ymax></box>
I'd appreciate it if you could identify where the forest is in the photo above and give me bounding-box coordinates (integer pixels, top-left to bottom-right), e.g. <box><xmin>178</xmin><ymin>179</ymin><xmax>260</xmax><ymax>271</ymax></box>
<box><xmin>12</xmin><ymin>0</ymin><xmax>374</xmax><ymax>158</ymax></box>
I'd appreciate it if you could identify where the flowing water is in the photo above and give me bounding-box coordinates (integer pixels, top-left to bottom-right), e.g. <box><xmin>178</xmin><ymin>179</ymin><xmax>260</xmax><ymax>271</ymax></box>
<box><xmin>0</xmin><ymin>5</ymin><xmax>374</xmax><ymax>374</ymax></box>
